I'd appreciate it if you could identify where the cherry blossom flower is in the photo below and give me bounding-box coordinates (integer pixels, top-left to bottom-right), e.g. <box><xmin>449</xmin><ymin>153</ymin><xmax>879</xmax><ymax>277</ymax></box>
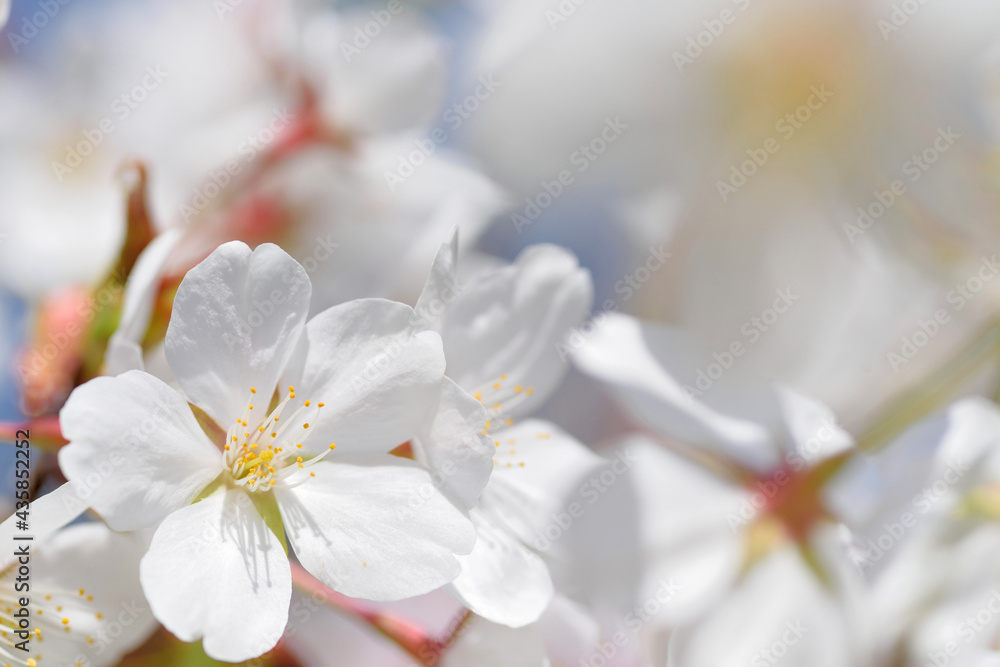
<box><xmin>58</xmin><ymin>241</ymin><xmax>482</xmax><ymax>662</ymax></box>
<box><xmin>0</xmin><ymin>484</ymin><xmax>156</xmax><ymax>667</ymax></box>
<box><xmin>411</xmin><ymin>233</ymin><xmax>601</xmax><ymax>628</ymax></box>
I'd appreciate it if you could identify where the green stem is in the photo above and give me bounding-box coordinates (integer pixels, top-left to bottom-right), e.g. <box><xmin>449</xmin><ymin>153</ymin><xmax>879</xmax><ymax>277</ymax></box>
<box><xmin>856</xmin><ymin>315</ymin><xmax>1000</xmax><ymax>452</ymax></box>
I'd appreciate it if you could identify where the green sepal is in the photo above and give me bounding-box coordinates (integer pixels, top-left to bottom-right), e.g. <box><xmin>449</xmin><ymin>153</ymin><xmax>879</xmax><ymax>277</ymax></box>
<box><xmin>250</xmin><ymin>491</ymin><xmax>289</xmax><ymax>556</ymax></box>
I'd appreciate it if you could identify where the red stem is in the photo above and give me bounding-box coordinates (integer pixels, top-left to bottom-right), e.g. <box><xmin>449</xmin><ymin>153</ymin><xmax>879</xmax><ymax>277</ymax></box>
<box><xmin>288</xmin><ymin>562</ymin><xmax>444</xmax><ymax>665</ymax></box>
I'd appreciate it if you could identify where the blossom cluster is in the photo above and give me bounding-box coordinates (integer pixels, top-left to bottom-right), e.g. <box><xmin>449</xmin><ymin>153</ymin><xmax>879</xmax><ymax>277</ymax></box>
<box><xmin>3</xmin><ymin>1</ymin><xmax>1000</xmax><ymax>666</ymax></box>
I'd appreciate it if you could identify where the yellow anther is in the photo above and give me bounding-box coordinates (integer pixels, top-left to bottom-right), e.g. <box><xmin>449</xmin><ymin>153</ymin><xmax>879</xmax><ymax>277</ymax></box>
<box><xmin>259</xmin><ymin>426</ymin><xmax>265</xmax><ymax>433</ymax></box>
<box><xmin>329</xmin><ymin>443</ymin><xmax>336</xmax><ymax>450</ymax></box>
<box><xmin>304</xmin><ymin>400</ymin><xmax>311</xmax><ymax>407</ymax></box>
<box><xmin>249</xmin><ymin>404</ymin><xmax>254</xmax><ymax>410</ymax></box>
<box><xmin>317</xmin><ymin>402</ymin><xmax>325</xmax><ymax>408</ymax></box>
<box><xmin>62</xmin><ymin>617</ymin><xmax>70</xmax><ymax>625</ymax></box>
<box><xmin>296</xmin><ymin>457</ymin><xmax>303</xmax><ymax>463</ymax></box>
<box><xmin>493</xmin><ymin>383</ymin><xmax>501</xmax><ymax>390</ymax></box>
<box><xmin>309</xmin><ymin>472</ymin><xmax>315</xmax><ymax>477</ymax></box>
<box><xmin>514</xmin><ymin>385</ymin><xmax>523</xmax><ymax>393</ymax></box>
<box><xmin>500</xmin><ymin>374</ymin><xmax>507</xmax><ymax>380</ymax></box>
<box><xmin>251</xmin><ymin>387</ymin><xmax>257</xmax><ymax>394</ymax></box>
<box><xmin>289</xmin><ymin>385</ymin><xmax>295</xmax><ymax>394</ymax></box>
<box><xmin>303</xmin><ymin>423</ymin><xmax>310</xmax><ymax>429</ymax></box>
<box><xmin>526</xmin><ymin>388</ymin><xmax>534</xmax><ymax>395</ymax></box>
<box><xmin>473</xmin><ymin>392</ymin><xmax>482</xmax><ymax>401</ymax></box>
<box><xmin>296</xmin><ymin>444</ymin><xmax>303</xmax><ymax>448</ymax></box>
<box><xmin>270</xmin><ymin>433</ymin><xmax>277</xmax><ymax>438</ymax></box>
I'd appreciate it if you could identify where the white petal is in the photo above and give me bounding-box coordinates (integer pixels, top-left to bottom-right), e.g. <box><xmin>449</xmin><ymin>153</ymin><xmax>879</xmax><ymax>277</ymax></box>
<box><xmin>482</xmin><ymin>419</ymin><xmax>606</xmax><ymax>546</ymax></box>
<box><xmin>165</xmin><ymin>241</ymin><xmax>311</xmax><ymax>427</ymax></box>
<box><xmin>30</xmin><ymin>523</ymin><xmax>157</xmax><ymax>667</ymax></box>
<box><xmin>286</xmin><ymin>298</ymin><xmax>446</xmax><ymax>456</ymax></box>
<box><xmin>774</xmin><ymin>385</ymin><xmax>854</xmax><ymax>463</ymax></box>
<box><xmin>0</xmin><ymin>0</ymin><xmax>9</xmax><ymax>30</ymax></box>
<box><xmin>932</xmin><ymin>397</ymin><xmax>1000</xmax><ymax>484</ymax></box>
<box><xmin>442</xmin><ymin>244</ymin><xmax>593</xmax><ymax>418</ymax></box>
<box><xmin>58</xmin><ymin>370</ymin><xmax>222</xmax><ymax>531</ymax></box>
<box><xmin>106</xmin><ymin>228</ymin><xmax>183</xmax><ymax>375</ymax></box>
<box><xmin>618</xmin><ymin>437</ymin><xmax>747</xmax><ymax>626</ymax></box>
<box><xmin>572</xmin><ymin>313</ymin><xmax>777</xmax><ymax>470</ymax></box>
<box><xmin>448</xmin><ymin>507</ymin><xmax>554</xmax><ymax>627</ymax></box>
<box><xmin>412</xmin><ymin>376</ymin><xmax>494</xmax><ymax>510</ymax></box>
<box><xmin>669</xmin><ymin>539</ymin><xmax>870</xmax><ymax>667</ymax></box>
<box><xmin>140</xmin><ymin>488</ymin><xmax>291</xmax><ymax>663</ymax></box>
<box><xmin>413</xmin><ymin>229</ymin><xmax>459</xmax><ymax>333</ymax></box>
<box><xmin>0</xmin><ymin>482</ymin><xmax>86</xmax><ymax>571</ymax></box>
<box><xmin>537</xmin><ymin>595</ymin><xmax>604</xmax><ymax>666</ymax></box>
<box><xmin>441</xmin><ymin>615</ymin><xmax>549</xmax><ymax>667</ymax></box>
<box><xmin>827</xmin><ymin>397</ymin><xmax>1000</xmax><ymax>553</ymax></box>
<box><xmin>276</xmin><ymin>456</ymin><xmax>475</xmax><ymax>600</ymax></box>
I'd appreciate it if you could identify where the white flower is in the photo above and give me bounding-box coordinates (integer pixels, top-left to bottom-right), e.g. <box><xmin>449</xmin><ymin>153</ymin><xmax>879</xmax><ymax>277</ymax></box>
<box><xmin>58</xmin><ymin>241</ymin><xmax>481</xmax><ymax>662</ymax></box>
<box><xmin>0</xmin><ymin>484</ymin><xmax>156</xmax><ymax>667</ymax></box>
<box><xmin>839</xmin><ymin>399</ymin><xmax>1000</xmax><ymax>664</ymax></box>
<box><xmin>572</xmin><ymin>313</ymin><xmax>880</xmax><ymax>666</ymax></box>
<box><xmin>412</xmin><ymin>233</ymin><xmax>600</xmax><ymax>628</ymax></box>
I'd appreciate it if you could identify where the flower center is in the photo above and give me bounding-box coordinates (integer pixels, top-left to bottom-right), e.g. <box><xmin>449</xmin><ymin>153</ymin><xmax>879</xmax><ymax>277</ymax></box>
<box><xmin>0</xmin><ymin>577</ymin><xmax>103</xmax><ymax>667</ymax></box>
<box><xmin>470</xmin><ymin>374</ymin><xmax>535</xmax><ymax>436</ymax></box>
<box><xmin>702</xmin><ymin>4</ymin><xmax>881</xmax><ymax>180</ymax></box>
<box><xmin>222</xmin><ymin>386</ymin><xmax>336</xmax><ymax>493</ymax></box>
